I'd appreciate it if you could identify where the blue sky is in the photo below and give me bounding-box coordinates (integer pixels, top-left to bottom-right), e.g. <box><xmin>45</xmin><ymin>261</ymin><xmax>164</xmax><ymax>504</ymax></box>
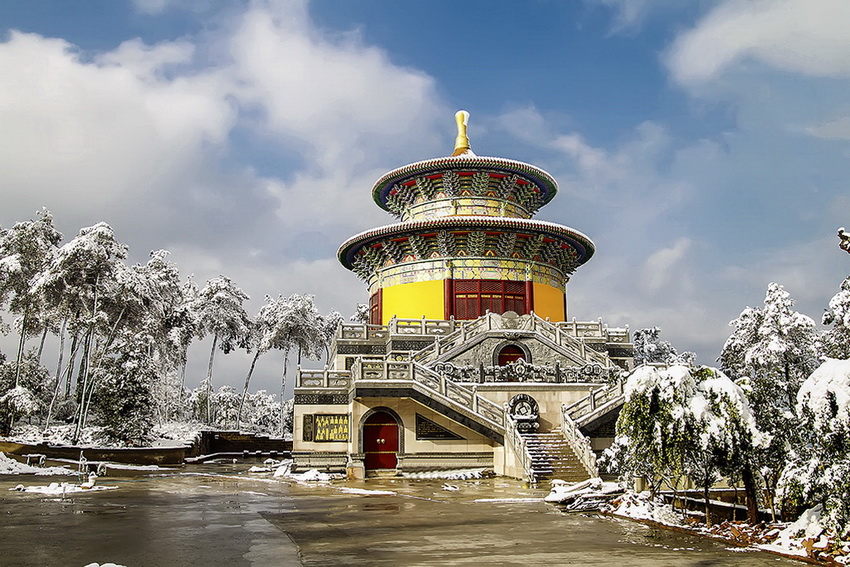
<box><xmin>1</xmin><ymin>0</ymin><xmax>848</xmax><ymax>394</ymax></box>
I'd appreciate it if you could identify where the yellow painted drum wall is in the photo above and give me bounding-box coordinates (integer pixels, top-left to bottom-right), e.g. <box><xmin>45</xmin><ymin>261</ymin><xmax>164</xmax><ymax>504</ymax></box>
<box><xmin>532</xmin><ymin>282</ymin><xmax>566</xmax><ymax>322</ymax></box>
<box><xmin>381</xmin><ymin>279</ymin><xmax>445</xmax><ymax>324</ymax></box>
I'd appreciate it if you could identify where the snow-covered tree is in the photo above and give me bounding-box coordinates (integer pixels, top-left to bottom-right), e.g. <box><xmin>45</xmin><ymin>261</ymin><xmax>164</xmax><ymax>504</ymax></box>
<box><xmin>0</xmin><ymin>350</ymin><xmax>52</xmax><ymax>435</ymax></box>
<box><xmin>194</xmin><ymin>276</ymin><xmax>250</xmax><ymax>423</ymax></box>
<box><xmin>821</xmin><ymin>276</ymin><xmax>850</xmax><ymax>359</ymax></box>
<box><xmin>604</xmin><ymin>364</ymin><xmax>695</xmax><ymax>496</ymax></box>
<box><xmin>91</xmin><ymin>331</ymin><xmax>156</xmax><ymax>446</ymax></box>
<box><xmin>632</xmin><ymin>327</ymin><xmax>685</xmax><ymax>366</ymax></box>
<box><xmin>350</xmin><ymin>303</ymin><xmax>369</xmax><ymax>324</ymax></box>
<box><xmin>209</xmin><ymin>385</ymin><xmax>240</xmax><ymax>429</ymax></box>
<box><xmin>318</xmin><ymin>310</ymin><xmax>344</xmax><ymax>359</ymax></box>
<box><xmin>0</xmin><ymin>209</ymin><xmax>62</xmax><ymax>392</ymax></box>
<box><xmin>684</xmin><ymin>367</ymin><xmax>764</xmax><ymax>525</ymax></box>
<box><xmin>719</xmin><ymin>282</ymin><xmax>818</xmax><ymax>522</ymax></box>
<box><xmin>778</xmin><ymin>359</ymin><xmax>850</xmax><ymax>538</ymax></box>
<box><xmin>262</xmin><ymin>294</ymin><xmax>324</xmax><ymax>435</ymax></box>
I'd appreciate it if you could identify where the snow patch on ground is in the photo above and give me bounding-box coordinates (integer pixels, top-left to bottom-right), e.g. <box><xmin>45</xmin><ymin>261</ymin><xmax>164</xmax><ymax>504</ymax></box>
<box><xmin>334</xmin><ymin>487</ymin><xmax>396</xmax><ymax>496</ymax></box>
<box><xmin>0</xmin><ymin>452</ymin><xmax>76</xmax><ymax>476</ymax></box>
<box><xmin>544</xmin><ymin>477</ymin><xmax>621</xmax><ymax>503</ymax></box>
<box><xmin>3</xmin><ymin>421</ymin><xmax>201</xmax><ymax>448</ymax></box>
<box><xmin>9</xmin><ymin>481</ymin><xmax>116</xmax><ymax>494</ymax></box>
<box><xmin>611</xmin><ymin>491</ymin><xmax>686</xmax><ymax>526</ymax></box>
<box><xmin>401</xmin><ymin>468</ymin><xmax>489</xmax><ymax>480</ymax></box>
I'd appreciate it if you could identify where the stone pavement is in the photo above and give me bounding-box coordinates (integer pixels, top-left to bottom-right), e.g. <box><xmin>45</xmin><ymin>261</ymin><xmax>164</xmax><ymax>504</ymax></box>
<box><xmin>0</xmin><ymin>462</ymin><xmax>796</xmax><ymax>566</ymax></box>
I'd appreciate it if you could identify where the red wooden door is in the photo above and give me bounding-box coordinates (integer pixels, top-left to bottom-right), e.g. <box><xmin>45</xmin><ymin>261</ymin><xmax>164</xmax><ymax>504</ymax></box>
<box><xmin>363</xmin><ymin>411</ymin><xmax>399</xmax><ymax>470</ymax></box>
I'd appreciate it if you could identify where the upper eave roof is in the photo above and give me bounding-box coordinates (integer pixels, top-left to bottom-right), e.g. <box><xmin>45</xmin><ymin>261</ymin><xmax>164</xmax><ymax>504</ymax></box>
<box><xmin>371</xmin><ymin>155</ymin><xmax>558</xmax><ymax>211</ymax></box>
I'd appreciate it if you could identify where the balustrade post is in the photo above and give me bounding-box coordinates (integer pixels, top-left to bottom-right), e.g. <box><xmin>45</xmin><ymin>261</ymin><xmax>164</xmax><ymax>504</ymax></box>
<box><xmin>323</xmin><ymin>365</ymin><xmax>329</xmax><ymax>388</ymax></box>
<box><xmin>590</xmin><ymin>390</ymin><xmax>596</xmax><ymax>410</ymax></box>
<box><xmin>435</xmin><ymin>337</ymin><xmax>441</xmax><ymax>356</ymax></box>
<box><xmin>472</xmin><ymin>386</ymin><xmax>478</xmax><ymax>413</ymax></box>
<box><xmin>440</xmin><ymin>374</ymin><xmax>447</xmax><ymax>394</ymax></box>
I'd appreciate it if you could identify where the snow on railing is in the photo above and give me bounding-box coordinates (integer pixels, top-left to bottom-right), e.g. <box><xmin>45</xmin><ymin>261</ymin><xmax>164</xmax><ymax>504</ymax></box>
<box><xmin>560</xmin><ymin>403</ymin><xmax>598</xmax><ymax>478</ymax></box>
<box><xmin>336</xmin><ymin>357</ymin><xmax>505</xmax><ymax>430</ymax></box>
<box><xmin>563</xmin><ymin>380</ymin><xmax>625</xmax><ymax>426</ymax></box>
<box><xmin>505</xmin><ymin>417</ymin><xmax>536</xmax><ymax>483</ymax></box>
<box><xmin>296</xmin><ymin>368</ymin><xmax>352</xmax><ymax>389</ymax></box>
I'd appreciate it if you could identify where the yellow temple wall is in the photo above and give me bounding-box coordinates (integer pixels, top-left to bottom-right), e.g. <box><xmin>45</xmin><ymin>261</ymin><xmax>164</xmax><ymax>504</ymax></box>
<box><xmin>381</xmin><ymin>279</ymin><xmax>445</xmax><ymax>324</ymax></box>
<box><xmin>532</xmin><ymin>282</ymin><xmax>565</xmax><ymax>322</ymax></box>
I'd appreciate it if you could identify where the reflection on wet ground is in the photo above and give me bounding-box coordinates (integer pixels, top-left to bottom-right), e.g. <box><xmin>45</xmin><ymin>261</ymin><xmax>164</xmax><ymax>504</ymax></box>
<box><xmin>0</xmin><ymin>461</ymin><xmax>797</xmax><ymax>567</ymax></box>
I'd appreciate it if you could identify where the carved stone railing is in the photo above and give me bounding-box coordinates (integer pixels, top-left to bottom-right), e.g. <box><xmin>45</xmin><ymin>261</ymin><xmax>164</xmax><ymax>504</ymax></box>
<box><xmin>344</xmin><ymin>357</ymin><xmax>505</xmax><ymax>431</ymax></box>
<box><xmin>338</xmin><ymin>323</ymin><xmax>389</xmax><ymax>340</ymax></box>
<box><xmin>388</xmin><ymin>317</ymin><xmax>457</xmax><ymax>336</ymax></box>
<box><xmin>563</xmin><ymin>379</ymin><xmax>626</xmax><ymax>427</ymax></box>
<box><xmin>432</xmin><ymin>359</ymin><xmax>614</xmax><ymax>384</ymax></box>
<box><xmin>505</xmin><ymin>417</ymin><xmax>536</xmax><ymax>483</ymax></box>
<box><xmin>561</xmin><ymin>403</ymin><xmax>598</xmax><ymax>478</ymax></box>
<box><xmin>296</xmin><ymin>368</ymin><xmax>352</xmax><ymax>389</ymax></box>
<box><xmin>411</xmin><ymin>312</ymin><xmax>618</xmax><ymax>368</ymax></box>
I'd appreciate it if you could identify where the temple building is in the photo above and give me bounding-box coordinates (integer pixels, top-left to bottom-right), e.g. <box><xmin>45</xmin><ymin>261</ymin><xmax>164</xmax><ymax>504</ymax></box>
<box><xmin>293</xmin><ymin>112</ymin><xmax>633</xmax><ymax>482</ymax></box>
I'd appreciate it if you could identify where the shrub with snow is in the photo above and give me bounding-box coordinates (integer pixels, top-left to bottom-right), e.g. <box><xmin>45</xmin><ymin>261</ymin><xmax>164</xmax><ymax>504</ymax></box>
<box><xmin>779</xmin><ymin>359</ymin><xmax>850</xmax><ymax>539</ymax></box>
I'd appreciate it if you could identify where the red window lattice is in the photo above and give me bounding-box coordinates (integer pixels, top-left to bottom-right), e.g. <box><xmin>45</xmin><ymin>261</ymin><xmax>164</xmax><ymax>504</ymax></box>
<box><xmin>452</xmin><ymin>280</ymin><xmax>526</xmax><ymax>320</ymax></box>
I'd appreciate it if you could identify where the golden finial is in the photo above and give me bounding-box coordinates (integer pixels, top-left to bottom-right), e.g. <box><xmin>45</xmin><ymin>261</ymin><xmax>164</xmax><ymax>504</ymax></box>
<box><xmin>452</xmin><ymin>110</ymin><xmax>471</xmax><ymax>156</ymax></box>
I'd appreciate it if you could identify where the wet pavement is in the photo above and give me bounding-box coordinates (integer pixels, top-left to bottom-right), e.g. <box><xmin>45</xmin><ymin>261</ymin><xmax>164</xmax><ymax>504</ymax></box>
<box><xmin>1</xmin><ymin>462</ymin><xmax>797</xmax><ymax>566</ymax></box>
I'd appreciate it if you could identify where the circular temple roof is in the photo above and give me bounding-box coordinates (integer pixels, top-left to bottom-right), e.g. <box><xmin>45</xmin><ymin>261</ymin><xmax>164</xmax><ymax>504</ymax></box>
<box><xmin>371</xmin><ymin>155</ymin><xmax>558</xmax><ymax>212</ymax></box>
<box><xmin>338</xmin><ymin>216</ymin><xmax>595</xmax><ymax>271</ymax></box>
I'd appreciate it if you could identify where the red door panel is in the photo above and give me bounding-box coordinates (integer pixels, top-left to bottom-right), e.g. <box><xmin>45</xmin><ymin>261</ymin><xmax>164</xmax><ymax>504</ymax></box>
<box><xmin>363</xmin><ymin>412</ymin><xmax>399</xmax><ymax>470</ymax></box>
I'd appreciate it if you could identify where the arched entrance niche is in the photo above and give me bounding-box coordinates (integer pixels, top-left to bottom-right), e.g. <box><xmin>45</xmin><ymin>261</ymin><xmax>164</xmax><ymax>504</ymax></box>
<box><xmin>495</xmin><ymin>343</ymin><xmax>530</xmax><ymax>366</ymax></box>
<box><xmin>361</xmin><ymin>408</ymin><xmax>402</xmax><ymax>471</ymax></box>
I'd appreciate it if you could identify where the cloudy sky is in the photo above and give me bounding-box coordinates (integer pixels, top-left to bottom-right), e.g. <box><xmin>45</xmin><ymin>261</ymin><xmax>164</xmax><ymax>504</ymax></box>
<box><xmin>1</xmin><ymin>0</ymin><xmax>848</xmax><ymax>394</ymax></box>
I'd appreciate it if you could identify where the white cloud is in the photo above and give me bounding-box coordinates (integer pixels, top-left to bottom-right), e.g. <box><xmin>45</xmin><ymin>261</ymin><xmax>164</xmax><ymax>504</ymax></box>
<box><xmin>585</xmin><ymin>0</ymin><xmax>694</xmax><ymax>31</ymax></box>
<box><xmin>0</xmin><ymin>0</ymin><xmax>448</xmax><ymax>392</ymax></box>
<box><xmin>641</xmin><ymin>238</ymin><xmax>693</xmax><ymax>293</ymax></box>
<box><xmin>667</xmin><ymin>0</ymin><xmax>850</xmax><ymax>85</ymax></box>
<box><xmin>806</xmin><ymin>114</ymin><xmax>850</xmax><ymax>140</ymax></box>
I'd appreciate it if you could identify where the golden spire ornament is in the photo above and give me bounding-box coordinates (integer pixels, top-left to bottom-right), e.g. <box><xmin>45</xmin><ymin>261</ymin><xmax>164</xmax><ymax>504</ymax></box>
<box><xmin>452</xmin><ymin>110</ymin><xmax>471</xmax><ymax>156</ymax></box>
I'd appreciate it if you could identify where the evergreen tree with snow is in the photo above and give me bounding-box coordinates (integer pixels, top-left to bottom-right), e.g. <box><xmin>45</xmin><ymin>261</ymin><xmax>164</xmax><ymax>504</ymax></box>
<box><xmin>778</xmin><ymin>359</ymin><xmax>850</xmax><ymax>539</ymax></box>
<box><xmin>604</xmin><ymin>364</ymin><xmax>695</xmax><ymax>497</ymax></box>
<box><xmin>0</xmin><ymin>209</ymin><xmax>62</xmax><ymax>395</ymax></box>
<box><xmin>718</xmin><ymin>282</ymin><xmax>818</xmax><ymax>522</ymax></box>
<box><xmin>350</xmin><ymin>303</ymin><xmax>369</xmax><ymax>324</ymax></box>
<box><xmin>632</xmin><ymin>327</ymin><xmax>694</xmax><ymax>366</ymax></box>
<box><xmin>684</xmin><ymin>367</ymin><xmax>764</xmax><ymax>526</ymax></box>
<box><xmin>194</xmin><ymin>276</ymin><xmax>251</xmax><ymax>424</ymax></box>
<box><xmin>91</xmin><ymin>331</ymin><xmax>156</xmax><ymax>446</ymax></box>
<box><xmin>263</xmin><ymin>294</ymin><xmax>324</xmax><ymax>435</ymax></box>
<box><xmin>821</xmin><ymin>276</ymin><xmax>850</xmax><ymax>359</ymax></box>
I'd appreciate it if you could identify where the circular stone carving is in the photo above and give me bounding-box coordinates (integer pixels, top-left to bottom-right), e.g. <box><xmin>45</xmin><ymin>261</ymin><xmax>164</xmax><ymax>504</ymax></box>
<box><xmin>508</xmin><ymin>393</ymin><xmax>540</xmax><ymax>433</ymax></box>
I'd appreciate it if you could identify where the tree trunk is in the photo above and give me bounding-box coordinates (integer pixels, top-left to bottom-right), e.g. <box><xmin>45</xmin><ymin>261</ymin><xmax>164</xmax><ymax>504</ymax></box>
<box><xmin>704</xmin><ymin>484</ymin><xmax>712</xmax><ymax>527</ymax></box>
<box><xmin>37</xmin><ymin>325</ymin><xmax>48</xmax><ymax>363</ymax></box>
<box><xmin>280</xmin><ymin>348</ymin><xmax>290</xmax><ymax>437</ymax></box>
<box><xmin>73</xmin><ymin>276</ymin><xmax>99</xmax><ymax>445</ymax></box>
<box><xmin>205</xmin><ymin>333</ymin><xmax>218</xmax><ymax>424</ymax></box>
<box><xmin>65</xmin><ymin>332</ymin><xmax>80</xmax><ymax>398</ymax></box>
<box><xmin>55</xmin><ymin>317</ymin><xmax>67</xmax><ymax>394</ymax></box>
<box><xmin>742</xmin><ymin>463</ymin><xmax>760</xmax><ymax>525</ymax></box>
<box><xmin>237</xmin><ymin>351</ymin><xmax>262</xmax><ymax>429</ymax></box>
<box><xmin>13</xmin><ymin>309</ymin><xmax>30</xmax><ymax>388</ymax></box>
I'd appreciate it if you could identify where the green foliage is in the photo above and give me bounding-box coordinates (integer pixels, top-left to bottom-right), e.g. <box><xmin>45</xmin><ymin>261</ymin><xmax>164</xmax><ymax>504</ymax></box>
<box><xmin>91</xmin><ymin>336</ymin><xmax>156</xmax><ymax>446</ymax></box>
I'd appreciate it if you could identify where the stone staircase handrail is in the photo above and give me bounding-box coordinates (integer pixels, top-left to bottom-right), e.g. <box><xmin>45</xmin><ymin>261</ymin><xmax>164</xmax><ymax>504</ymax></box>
<box><xmin>505</xmin><ymin>417</ymin><xmax>536</xmax><ymax>483</ymax></box>
<box><xmin>560</xmin><ymin>403</ymin><xmax>598</xmax><ymax>477</ymax></box>
<box><xmin>564</xmin><ymin>380</ymin><xmax>625</xmax><ymax>425</ymax></box>
<box><xmin>341</xmin><ymin>357</ymin><xmax>507</xmax><ymax>431</ymax></box>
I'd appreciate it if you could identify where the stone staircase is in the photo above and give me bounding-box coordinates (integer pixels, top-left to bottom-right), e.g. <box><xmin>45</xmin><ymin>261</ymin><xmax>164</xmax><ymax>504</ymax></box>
<box><xmin>523</xmin><ymin>429</ymin><xmax>592</xmax><ymax>483</ymax></box>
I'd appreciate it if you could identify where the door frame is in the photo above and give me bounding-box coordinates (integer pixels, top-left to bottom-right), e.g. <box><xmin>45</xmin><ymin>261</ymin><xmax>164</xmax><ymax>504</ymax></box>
<box><xmin>359</xmin><ymin>407</ymin><xmax>404</xmax><ymax>468</ymax></box>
